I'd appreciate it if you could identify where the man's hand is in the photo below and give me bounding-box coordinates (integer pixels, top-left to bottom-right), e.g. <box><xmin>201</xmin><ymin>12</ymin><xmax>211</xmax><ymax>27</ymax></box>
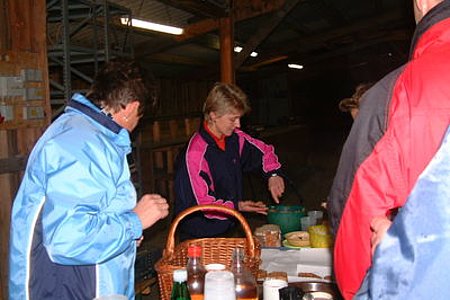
<box><xmin>370</xmin><ymin>216</ymin><xmax>392</xmax><ymax>256</ymax></box>
<box><xmin>268</xmin><ymin>175</ymin><xmax>285</xmax><ymax>203</ymax></box>
<box><xmin>238</xmin><ymin>201</ymin><xmax>268</xmax><ymax>215</ymax></box>
<box><xmin>133</xmin><ymin>194</ymin><xmax>169</xmax><ymax>230</ymax></box>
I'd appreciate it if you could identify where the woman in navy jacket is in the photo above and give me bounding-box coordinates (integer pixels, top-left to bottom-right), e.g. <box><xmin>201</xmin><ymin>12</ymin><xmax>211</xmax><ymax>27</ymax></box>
<box><xmin>174</xmin><ymin>83</ymin><xmax>285</xmax><ymax>240</ymax></box>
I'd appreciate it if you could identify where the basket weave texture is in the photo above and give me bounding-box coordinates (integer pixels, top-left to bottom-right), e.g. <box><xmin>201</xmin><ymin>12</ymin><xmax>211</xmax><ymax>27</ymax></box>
<box><xmin>155</xmin><ymin>204</ymin><xmax>261</xmax><ymax>300</ymax></box>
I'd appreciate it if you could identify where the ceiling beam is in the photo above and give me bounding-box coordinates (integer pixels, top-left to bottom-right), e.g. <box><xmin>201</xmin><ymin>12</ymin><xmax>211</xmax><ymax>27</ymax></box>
<box><xmin>235</xmin><ymin>0</ymin><xmax>300</xmax><ymax>68</ymax></box>
<box><xmin>177</xmin><ymin>0</ymin><xmax>286</xmax><ymax>41</ymax></box>
<box><xmin>135</xmin><ymin>0</ymin><xmax>287</xmax><ymax>57</ymax></box>
<box><xmin>251</xmin><ymin>10</ymin><xmax>413</xmax><ymax>63</ymax></box>
<box><xmin>157</xmin><ymin>0</ymin><xmax>228</xmax><ymax>18</ymax></box>
<box><xmin>244</xmin><ymin>29</ymin><xmax>410</xmax><ymax>74</ymax></box>
<box><xmin>141</xmin><ymin>52</ymin><xmax>212</xmax><ymax>66</ymax></box>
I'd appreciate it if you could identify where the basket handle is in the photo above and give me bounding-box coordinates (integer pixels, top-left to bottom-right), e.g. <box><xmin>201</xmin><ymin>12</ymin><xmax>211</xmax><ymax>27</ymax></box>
<box><xmin>165</xmin><ymin>204</ymin><xmax>256</xmax><ymax>258</ymax></box>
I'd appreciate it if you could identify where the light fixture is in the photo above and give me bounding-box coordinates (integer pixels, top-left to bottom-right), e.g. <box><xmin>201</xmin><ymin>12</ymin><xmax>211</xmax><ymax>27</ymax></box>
<box><xmin>120</xmin><ymin>17</ymin><xmax>184</xmax><ymax>35</ymax></box>
<box><xmin>233</xmin><ymin>46</ymin><xmax>258</xmax><ymax>57</ymax></box>
<box><xmin>288</xmin><ymin>63</ymin><xmax>304</xmax><ymax>70</ymax></box>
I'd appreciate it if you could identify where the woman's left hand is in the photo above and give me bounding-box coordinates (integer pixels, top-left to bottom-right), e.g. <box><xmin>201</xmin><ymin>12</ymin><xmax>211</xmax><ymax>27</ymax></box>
<box><xmin>268</xmin><ymin>176</ymin><xmax>285</xmax><ymax>203</ymax></box>
<box><xmin>238</xmin><ymin>201</ymin><xmax>268</xmax><ymax>215</ymax></box>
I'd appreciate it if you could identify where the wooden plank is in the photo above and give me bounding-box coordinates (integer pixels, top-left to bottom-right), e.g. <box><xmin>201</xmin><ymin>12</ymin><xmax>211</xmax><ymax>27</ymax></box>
<box><xmin>0</xmin><ymin>129</ymin><xmax>14</xmax><ymax>300</ymax></box>
<box><xmin>8</xmin><ymin>0</ymin><xmax>32</xmax><ymax>51</ymax></box>
<box><xmin>0</xmin><ymin>0</ymin><xmax>9</xmax><ymax>51</ymax></box>
<box><xmin>0</xmin><ymin>156</ymin><xmax>27</xmax><ymax>174</ymax></box>
<box><xmin>0</xmin><ymin>1</ymin><xmax>49</xmax><ymax>299</ymax></box>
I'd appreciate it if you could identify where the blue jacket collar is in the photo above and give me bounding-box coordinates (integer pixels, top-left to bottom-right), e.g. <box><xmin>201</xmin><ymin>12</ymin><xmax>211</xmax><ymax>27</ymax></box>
<box><xmin>67</xmin><ymin>93</ymin><xmax>123</xmax><ymax>134</ymax></box>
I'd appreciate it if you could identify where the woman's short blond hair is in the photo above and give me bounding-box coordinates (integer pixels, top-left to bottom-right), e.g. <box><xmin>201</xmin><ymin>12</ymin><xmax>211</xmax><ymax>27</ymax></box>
<box><xmin>203</xmin><ymin>82</ymin><xmax>251</xmax><ymax>121</ymax></box>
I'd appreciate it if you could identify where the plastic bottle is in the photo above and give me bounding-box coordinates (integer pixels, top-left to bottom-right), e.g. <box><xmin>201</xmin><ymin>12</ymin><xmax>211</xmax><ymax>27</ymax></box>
<box><xmin>186</xmin><ymin>245</ymin><xmax>206</xmax><ymax>300</ymax></box>
<box><xmin>171</xmin><ymin>269</ymin><xmax>191</xmax><ymax>300</ymax></box>
<box><xmin>231</xmin><ymin>248</ymin><xmax>258</xmax><ymax>300</ymax></box>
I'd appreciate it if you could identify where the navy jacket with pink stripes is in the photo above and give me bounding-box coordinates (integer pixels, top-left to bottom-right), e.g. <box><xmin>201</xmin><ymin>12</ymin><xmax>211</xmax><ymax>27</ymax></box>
<box><xmin>174</xmin><ymin>123</ymin><xmax>282</xmax><ymax>239</ymax></box>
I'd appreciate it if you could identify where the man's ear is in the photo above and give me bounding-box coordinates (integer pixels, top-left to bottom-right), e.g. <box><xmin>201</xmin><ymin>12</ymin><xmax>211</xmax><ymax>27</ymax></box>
<box><xmin>414</xmin><ymin>0</ymin><xmax>442</xmax><ymax>23</ymax></box>
<box><xmin>413</xmin><ymin>0</ymin><xmax>425</xmax><ymax>23</ymax></box>
<box><xmin>125</xmin><ymin>101</ymin><xmax>139</xmax><ymax>114</ymax></box>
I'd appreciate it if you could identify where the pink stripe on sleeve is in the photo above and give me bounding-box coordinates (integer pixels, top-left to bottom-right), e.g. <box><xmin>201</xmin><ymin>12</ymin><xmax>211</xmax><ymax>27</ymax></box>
<box><xmin>236</xmin><ymin>129</ymin><xmax>281</xmax><ymax>173</ymax></box>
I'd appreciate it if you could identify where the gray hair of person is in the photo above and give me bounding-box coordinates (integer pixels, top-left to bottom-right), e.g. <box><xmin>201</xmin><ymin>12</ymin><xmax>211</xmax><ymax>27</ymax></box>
<box><xmin>203</xmin><ymin>82</ymin><xmax>251</xmax><ymax>121</ymax></box>
<box><xmin>87</xmin><ymin>59</ymin><xmax>156</xmax><ymax>115</ymax></box>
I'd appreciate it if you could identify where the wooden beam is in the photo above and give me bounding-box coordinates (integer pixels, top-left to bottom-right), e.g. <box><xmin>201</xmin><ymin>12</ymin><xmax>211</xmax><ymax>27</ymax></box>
<box><xmin>142</xmin><ymin>52</ymin><xmax>212</xmax><ymax>66</ymax></box>
<box><xmin>157</xmin><ymin>0</ymin><xmax>227</xmax><ymax>18</ymax></box>
<box><xmin>252</xmin><ymin>10</ymin><xmax>411</xmax><ymax>62</ymax></box>
<box><xmin>1</xmin><ymin>1</ymin><xmax>50</xmax><ymax>299</ymax></box>
<box><xmin>135</xmin><ymin>34</ymin><xmax>220</xmax><ymax>58</ymax></box>
<box><xmin>219</xmin><ymin>16</ymin><xmax>234</xmax><ymax>84</ymax></box>
<box><xmin>0</xmin><ymin>156</ymin><xmax>27</xmax><ymax>174</ymax></box>
<box><xmin>246</xmin><ymin>31</ymin><xmax>410</xmax><ymax>79</ymax></box>
<box><xmin>240</xmin><ymin>55</ymin><xmax>288</xmax><ymax>71</ymax></box>
<box><xmin>235</xmin><ymin>0</ymin><xmax>300</xmax><ymax>68</ymax></box>
<box><xmin>177</xmin><ymin>0</ymin><xmax>286</xmax><ymax>41</ymax></box>
<box><xmin>0</xmin><ymin>0</ymin><xmax>9</xmax><ymax>50</ymax></box>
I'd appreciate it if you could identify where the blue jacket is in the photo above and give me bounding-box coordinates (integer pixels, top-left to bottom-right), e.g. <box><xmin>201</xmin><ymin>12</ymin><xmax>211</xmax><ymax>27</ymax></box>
<box><xmin>174</xmin><ymin>123</ymin><xmax>282</xmax><ymax>238</ymax></box>
<box><xmin>356</xmin><ymin>125</ymin><xmax>450</xmax><ymax>299</ymax></box>
<box><xmin>9</xmin><ymin>93</ymin><xmax>143</xmax><ymax>299</ymax></box>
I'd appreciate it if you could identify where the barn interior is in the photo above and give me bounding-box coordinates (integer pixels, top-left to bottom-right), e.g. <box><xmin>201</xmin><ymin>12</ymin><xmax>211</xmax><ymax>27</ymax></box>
<box><xmin>0</xmin><ymin>0</ymin><xmax>417</xmax><ymax>298</ymax></box>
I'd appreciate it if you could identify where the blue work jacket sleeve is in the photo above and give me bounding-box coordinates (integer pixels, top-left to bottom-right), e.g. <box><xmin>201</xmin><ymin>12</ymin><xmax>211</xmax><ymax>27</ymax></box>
<box><xmin>38</xmin><ymin>139</ymin><xmax>142</xmax><ymax>266</ymax></box>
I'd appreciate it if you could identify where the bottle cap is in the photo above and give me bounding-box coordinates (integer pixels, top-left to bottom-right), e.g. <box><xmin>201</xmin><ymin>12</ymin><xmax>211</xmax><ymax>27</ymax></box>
<box><xmin>187</xmin><ymin>245</ymin><xmax>202</xmax><ymax>257</ymax></box>
<box><xmin>173</xmin><ymin>269</ymin><xmax>188</xmax><ymax>282</ymax></box>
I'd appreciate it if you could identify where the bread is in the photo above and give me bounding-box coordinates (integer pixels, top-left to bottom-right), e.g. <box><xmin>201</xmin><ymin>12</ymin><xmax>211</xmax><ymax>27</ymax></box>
<box><xmin>297</xmin><ymin>272</ymin><xmax>322</xmax><ymax>279</ymax></box>
<box><xmin>268</xmin><ymin>271</ymin><xmax>288</xmax><ymax>282</ymax></box>
<box><xmin>254</xmin><ymin>224</ymin><xmax>281</xmax><ymax>247</ymax></box>
<box><xmin>284</xmin><ymin>231</ymin><xmax>310</xmax><ymax>247</ymax></box>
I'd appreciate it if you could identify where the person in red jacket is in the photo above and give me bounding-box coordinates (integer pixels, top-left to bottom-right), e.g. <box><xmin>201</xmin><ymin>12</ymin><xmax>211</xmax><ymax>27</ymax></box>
<box><xmin>327</xmin><ymin>0</ymin><xmax>450</xmax><ymax>298</ymax></box>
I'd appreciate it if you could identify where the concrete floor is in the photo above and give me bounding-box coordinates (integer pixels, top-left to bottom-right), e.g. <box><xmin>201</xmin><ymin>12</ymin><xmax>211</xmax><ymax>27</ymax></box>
<box><xmin>137</xmin><ymin>124</ymin><xmax>346</xmax><ymax>299</ymax></box>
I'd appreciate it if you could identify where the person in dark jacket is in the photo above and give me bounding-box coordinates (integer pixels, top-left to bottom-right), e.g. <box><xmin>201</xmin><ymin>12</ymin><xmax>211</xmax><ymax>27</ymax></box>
<box><xmin>327</xmin><ymin>0</ymin><xmax>450</xmax><ymax>298</ymax></box>
<box><xmin>174</xmin><ymin>82</ymin><xmax>285</xmax><ymax>240</ymax></box>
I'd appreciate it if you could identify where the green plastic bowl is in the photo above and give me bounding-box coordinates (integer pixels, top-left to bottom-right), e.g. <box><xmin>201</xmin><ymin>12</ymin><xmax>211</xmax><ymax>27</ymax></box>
<box><xmin>267</xmin><ymin>205</ymin><xmax>307</xmax><ymax>234</ymax></box>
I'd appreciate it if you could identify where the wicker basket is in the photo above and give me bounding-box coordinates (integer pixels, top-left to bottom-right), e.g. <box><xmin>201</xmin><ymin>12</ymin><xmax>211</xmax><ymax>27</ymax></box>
<box><xmin>155</xmin><ymin>204</ymin><xmax>261</xmax><ymax>300</ymax></box>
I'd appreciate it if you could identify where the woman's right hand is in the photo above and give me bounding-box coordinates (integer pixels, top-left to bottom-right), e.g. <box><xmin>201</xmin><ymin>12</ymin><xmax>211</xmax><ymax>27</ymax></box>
<box><xmin>133</xmin><ymin>194</ymin><xmax>169</xmax><ymax>230</ymax></box>
<box><xmin>238</xmin><ymin>200</ymin><xmax>268</xmax><ymax>215</ymax></box>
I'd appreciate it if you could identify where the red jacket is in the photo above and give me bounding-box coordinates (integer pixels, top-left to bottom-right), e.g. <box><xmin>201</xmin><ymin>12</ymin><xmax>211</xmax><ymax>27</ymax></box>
<box><xmin>328</xmin><ymin>2</ymin><xmax>450</xmax><ymax>299</ymax></box>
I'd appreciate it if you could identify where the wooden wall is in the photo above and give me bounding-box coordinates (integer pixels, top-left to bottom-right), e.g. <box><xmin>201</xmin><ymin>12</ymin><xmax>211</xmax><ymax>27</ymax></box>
<box><xmin>0</xmin><ymin>0</ymin><xmax>50</xmax><ymax>299</ymax></box>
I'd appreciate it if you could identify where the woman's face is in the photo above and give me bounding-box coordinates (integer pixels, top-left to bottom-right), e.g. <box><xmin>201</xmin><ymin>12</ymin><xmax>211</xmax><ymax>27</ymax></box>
<box><xmin>209</xmin><ymin>110</ymin><xmax>242</xmax><ymax>137</ymax></box>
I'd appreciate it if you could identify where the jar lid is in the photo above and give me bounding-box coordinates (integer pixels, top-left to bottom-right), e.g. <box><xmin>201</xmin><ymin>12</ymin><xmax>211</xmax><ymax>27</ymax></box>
<box><xmin>173</xmin><ymin>269</ymin><xmax>188</xmax><ymax>282</ymax></box>
<box><xmin>205</xmin><ymin>263</ymin><xmax>226</xmax><ymax>272</ymax></box>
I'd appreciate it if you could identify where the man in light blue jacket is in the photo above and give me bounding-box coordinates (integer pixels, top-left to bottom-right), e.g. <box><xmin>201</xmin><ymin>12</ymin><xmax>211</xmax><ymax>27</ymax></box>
<box><xmin>9</xmin><ymin>60</ymin><xmax>169</xmax><ymax>299</ymax></box>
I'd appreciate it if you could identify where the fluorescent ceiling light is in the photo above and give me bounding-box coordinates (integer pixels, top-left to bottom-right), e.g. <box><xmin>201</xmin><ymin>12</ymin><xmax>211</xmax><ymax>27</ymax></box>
<box><xmin>288</xmin><ymin>63</ymin><xmax>304</xmax><ymax>69</ymax></box>
<box><xmin>250</xmin><ymin>52</ymin><xmax>258</xmax><ymax>57</ymax></box>
<box><xmin>120</xmin><ymin>17</ymin><xmax>183</xmax><ymax>35</ymax></box>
